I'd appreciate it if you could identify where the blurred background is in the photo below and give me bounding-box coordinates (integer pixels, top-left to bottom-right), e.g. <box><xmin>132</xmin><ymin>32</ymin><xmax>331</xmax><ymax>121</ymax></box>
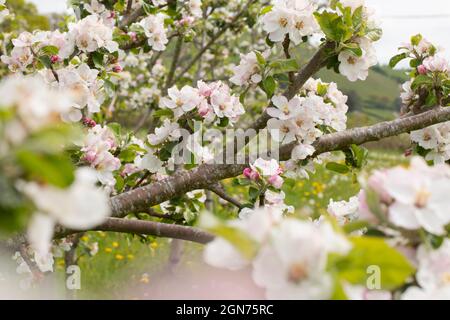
<box><xmin>0</xmin><ymin>0</ymin><xmax>449</xmax><ymax>299</ymax></box>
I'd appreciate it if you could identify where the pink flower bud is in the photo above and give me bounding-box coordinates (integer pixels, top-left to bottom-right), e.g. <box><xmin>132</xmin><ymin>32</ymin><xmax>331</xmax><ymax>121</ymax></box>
<box><xmin>51</xmin><ymin>55</ymin><xmax>61</xmax><ymax>64</ymax></box>
<box><xmin>113</xmin><ymin>65</ymin><xmax>123</xmax><ymax>73</ymax></box>
<box><xmin>243</xmin><ymin>168</ymin><xmax>260</xmax><ymax>181</ymax></box>
<box><xmin>198</xmin><ymin>103</ymin><xmax>210</xmax><ymax>117</ymax></box>
<box><xmin>404</xmin><ymin>148</ymin><xmax>413</xmax><ymax>157</ymax></box>
<box><xmin>83</xmin><ymin>151</ymin><xmax>97</xmax><ymax>164</ymax></box>
<box><xmin>268</xmin><ymin>174</ymin><xmax>284</xmax><ymax>189</ymax></box>
<box><xmin>129</xmin><ymin>32</ymin><xmax>137</xmax><ymax>42</ymax></box>
<box><xmin>417</xmin><ymin>64</ymin><xmax>427</xmax><ymax>75</ymax></box>
<box><xmin>82</xmin><ymin>117</ymin><xmax>97</xmax><ymax>127</ymax></box>
<box><xmin>109</xmin><ymin>11</ymin><xmax>116</xmax><ymax>19</ymax></box>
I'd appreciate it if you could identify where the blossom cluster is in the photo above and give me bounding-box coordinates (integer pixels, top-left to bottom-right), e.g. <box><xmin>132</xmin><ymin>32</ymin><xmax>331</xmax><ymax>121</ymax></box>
<box><xmin>80</xmin><ymin>124</ymin><xmax>121</xmax><ymax>187</ymax></box>
<box><xmin>137</xmin><ymin>13</ymin><xmax>169</xmax><ymax>52</ymax></box>
<box><xmin>1</xmin><ymin>11</ymin><xmax>118</xmax><ymax>72</ymax></box>
<box><xmin>267</xmin><ymin>78</ymin><xmax>348</xmax><ymax>164</ymax></box>
<box><xmin>335</xmin><ymin>1</ymin><xmax>379</xmax><ymax>81</ymax></box>
<box><xmin>230</xmin><ymin>50</ymin><xmax>270</xmax><ymax>87</ymax></box>
<box><xmin>359</xmin><ymin>157</ymin><xmax>450</xmax><ymax>236</ymax></box>
<box><xmin>0</xmin><ymin>74</ymin><xmax>72</xmax><ymax>148</ymax></box>
<box><xmin>161</xmin><ymin>81</ymin><xmax>245</xmax><ymax>124</ymax></box>
<box><xmin>260</xmin><ymin>0</ymin><xmax>320</xmax><ymax>45</ymax></box>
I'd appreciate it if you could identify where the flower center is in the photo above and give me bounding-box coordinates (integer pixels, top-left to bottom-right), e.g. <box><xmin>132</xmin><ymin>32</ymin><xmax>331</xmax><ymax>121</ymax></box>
<box><xmin>347</xmin><ymin>56</ymin><xmax>357</xmax><ymax>65</ymax></box>
<box><xmin>279</xmin><ymin>17</ymin><xmax>288</xmax><ymax>28</ymax></box>
<box><xmin>414</xmin><ymin>188</ymin><xmax>431</xmax><ymax>208</ymax></box>
<box><xmin>423</xmin><ymin>132</ymin><xmax>432</xmax><ymax>141</ymax></box>
<box><xmin>295</xmin><ymin>21</ymin><xmax>305</xmax><ymax>30</ymax></box>
<box><xmin>442</xmin><ymin>272</ymin><xmax>450</xmax><ymax>284</ymax></box>
<box><xmin>283</xmin><ymin>105</ymin><xmax>290</xmax><ymax>115</ymax></box>
<box><xmin>288</xmin><ymin>263</ymin><xmax>308</xmax><ymax>283</ymax></box>
<box><xmin>176</xmin><ymin>99</ymin><xmax>183</xmax><ymax>107</ymax></box>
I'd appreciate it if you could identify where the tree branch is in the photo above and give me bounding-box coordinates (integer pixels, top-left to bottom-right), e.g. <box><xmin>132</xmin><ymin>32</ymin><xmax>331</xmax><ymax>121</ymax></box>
<box><xmin>59</xmin><ymin>218</ymin><xmax>214</xmax><ymax>245</ymax></box>
<box><xmin>109</xmin><ymin>106</ymin><xmax>450</xmax><ymax>218</ymax></box>
<box><xmin>208</xmin><ymin>183</ymin><xmax>244</xmax><ymax>209</ymax></box>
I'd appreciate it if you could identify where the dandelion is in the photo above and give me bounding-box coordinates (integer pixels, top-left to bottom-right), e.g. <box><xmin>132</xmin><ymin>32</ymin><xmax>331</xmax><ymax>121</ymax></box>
<box><xmin>115</xmin><ymin>254</ymin><xmax>124</xmax><ymax>260</ymax></box>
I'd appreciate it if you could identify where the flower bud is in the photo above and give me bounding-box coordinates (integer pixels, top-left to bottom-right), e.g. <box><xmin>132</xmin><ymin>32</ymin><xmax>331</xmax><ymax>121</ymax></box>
<box><xmin>417</xmin><ymin>64</ymin><xmax>427</xmax><ymax>75</ymax></box>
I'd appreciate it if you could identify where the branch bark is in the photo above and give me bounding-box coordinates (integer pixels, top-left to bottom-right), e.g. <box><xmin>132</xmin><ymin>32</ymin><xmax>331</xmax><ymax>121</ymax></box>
<box><xmin>56</xmin><ymin>218</ymin><xmax>214</xmax><ymax>245</ymax></box>
<box><xmin>109</xmin><ymin>106</ymin><xmax>450</xmax><ymax>218</ymax></box>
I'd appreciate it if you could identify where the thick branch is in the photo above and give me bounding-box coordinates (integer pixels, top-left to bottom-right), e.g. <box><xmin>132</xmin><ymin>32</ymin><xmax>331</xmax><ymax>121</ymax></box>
<box><xmin>84</xmin><ymin>218</ymin><xmax>213</xmax><ymax>244</ymax></box>
<box><xmin>110</xmin><ymin>106</ymin><xmax>450</xmax><ymax>218</ymax></box>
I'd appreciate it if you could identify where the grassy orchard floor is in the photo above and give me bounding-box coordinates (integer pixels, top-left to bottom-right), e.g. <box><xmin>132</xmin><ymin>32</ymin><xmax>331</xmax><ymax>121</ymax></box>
<box><xmin>57</xmin><ymin>150</ymin><xmax>407</xmax><ymax>299</ymax></box>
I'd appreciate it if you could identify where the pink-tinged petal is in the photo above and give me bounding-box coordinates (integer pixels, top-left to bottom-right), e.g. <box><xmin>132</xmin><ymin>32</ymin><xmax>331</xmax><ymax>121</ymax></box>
<box><xmin>415</xmin><ymin>208</ymin><xmax>447</xmax><ymax>235</ymax></box>
<box><xmin>388</xmin><ymin>202</ymin><xmax>421</xmax><ymax>230</ymax></box>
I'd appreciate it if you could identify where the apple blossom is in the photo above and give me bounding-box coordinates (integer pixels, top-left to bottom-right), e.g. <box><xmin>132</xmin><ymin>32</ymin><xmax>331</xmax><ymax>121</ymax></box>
<box><xmin>338</xmin><ymin>37</ymin><xmax>377</xmax><ymax>82</ymax></box>
<box><xmin>402</xmin><ymin>239</ymin><xmax>450</xmax><ymax>299</ymax></box>
<box><xmin>68</xmin><ymin>14</ymin><xmax>118</xmax><ymax>53</ymax></box>
<box><xmin>260</xmin><ymin>0</ymin><xmax>319</xmax><ymax>45</ymax></box>
<box><xmin>81</xmin><ymin>125</ymin><xmax>121</xmax><ymax>186</ymax></box>
<box><xmin>148</xmin><ymin>119</ymin><xmax>182</xmax><ymax>146</ymax></box>
<box><xmin>230</xmin><ymin>51</ymin><xmax>268</xmax><ymax>86</ymax></box>
<box><xmin>423</xmin><ymin>55</ymin><xmax>449</xmax><ymax>73</ymax></box>
<box><xmin>20</xmin><ymin>168</ymin><xmax>111</xmax><ymax>256</ymax></box>
<box><xmin>364</xmin><ymin>157</ymin><xmax>450</xmax><ymax>235</ymax></box>
<box><xmin>252</xmin><ymin>219</ymin><xmax>351</xmax><ymax>299</ymax></box>
<box><xmin>138</xmin><ymin>13</ymin><xmax>169</xmax><ymax>51</ymax></box>
<box><xmin>327</xmin><ymin>195</ymin><xmax>360</xmax><ymax>225</ymax></box>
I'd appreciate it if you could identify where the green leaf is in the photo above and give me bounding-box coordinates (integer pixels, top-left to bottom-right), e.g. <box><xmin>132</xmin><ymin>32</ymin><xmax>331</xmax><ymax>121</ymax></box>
<box><xmin>411</xmin><ymin>75</ymin><xmax>433</xmax><ymax>90</ymax></box>
<box><xmin>425</xmin><ymin>90</ymin><xmax>437</xmax><ymax>107</ymax></box>
<box><xmin>249</xmin><ymin>186</ymin><xmax>261</xmax><ymax>201</ymax></box>
<box><xmin>317</xmin><ymin>82</ymin><xmax>329</xmax><ymax>96</ymax></box>
<box><xmin>254</xmin><ymin>51</ymin><xmax>266</xmax><ymax>66</ymax></box>
<box><xmin>269</xmin><ymin>58</ymin><xmax>299</xmax><ymax>74</ymax></box>
<box><xmin>366</xmin><ymin>28</ymin><xmax>382</xmax><ymax>42</ymax></box>
<box><xmin>41</xmin><ymin>45</ymin><xmax>59</xmax><ymax>56</ymax></box>
<box><xmin>16</xmin><ymin>151</ymin><xmax>75</xmax><ymax>188</ymax></box>
<box><xmin>153</xmin><ymin>108</ymin><xmax>174</xmax><ymax>118</ymax></box>
<box><xmin>334</xmin><ymin>237</ymin><xmax>415</xmax><ymax>290</ymax></box>
<box><xmin>314</xmin><ymin>11</ymin><xmax>348</xmax><ymax>42</ymax></box>
<box><xmin>343</xmin><ymin>43</ymin><xmax>362</xmax><ymax>57</ymax></box>
<box><xmin>350</xmin><ymin>144</ymin><xmax>368</xmax><ymax>169</ymax></box>
<box><xmin>119</xmin><ymin>148</ymin><xmax>137</xmax><ymax>162</ymax></box>
<box><xmin>411</xmin><ymin>34</ymin><xmax>423</xmax><ymax>46</ymax></box>
<box><xmin>92</xmin><ymin>51</ymin><xmax>104</xmax><ymax>69</ymax></box>
<box><xmin>389</xmin><ymin>53</ymin><xmax>408</xmax><ymax>69</ymax></box>
<box><xmin>326</xmin><ymin>162</ymin><xmax>350</xmax><ymax>174</ymax></box>
<box><xmin>261</xmin><ymin>76</ymin><xmax>277</xmax><ymax>97</ymax></box>
<box><xmin>260</xmin><ymin>5</ymin><xmax>273</xmax><ymax>15</ymax></box>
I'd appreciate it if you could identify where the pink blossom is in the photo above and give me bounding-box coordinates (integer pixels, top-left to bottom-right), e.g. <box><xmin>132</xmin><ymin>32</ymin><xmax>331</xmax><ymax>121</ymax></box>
<box><xmin>83</xmin><ymin>150</ymin><xmax>97</xmax><ymax>164</ymax></box>
<box><xmin>51</xmin><ymin>55</ymin><xmax>61</xmax><ymax>64</ymax></box>
<box><xmin>417</xmin><ymin>64</ymin><xmax>427</xmax><ymax>75</ymax></box>
<box><xmin>268</xmin><ymin>174</ymin><xmax>284</xmax><ymax>189</ymax></box>
<box><xmin>243</xmin><ymin>168</ymin><xmax>260</xmax><ymax>181</ymax></box>
<box><xmin>113</xmin><ymin>65</ymin><xmax>123</xmax><ymax>73</ymax></box>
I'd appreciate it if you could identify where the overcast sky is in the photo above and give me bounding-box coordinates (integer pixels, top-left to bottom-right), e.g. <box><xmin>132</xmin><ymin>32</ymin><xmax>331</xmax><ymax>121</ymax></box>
<box><xmin>29</xmin><ymin>0</ymin><xmax>450</xmax><ymax>65</ymax></box>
